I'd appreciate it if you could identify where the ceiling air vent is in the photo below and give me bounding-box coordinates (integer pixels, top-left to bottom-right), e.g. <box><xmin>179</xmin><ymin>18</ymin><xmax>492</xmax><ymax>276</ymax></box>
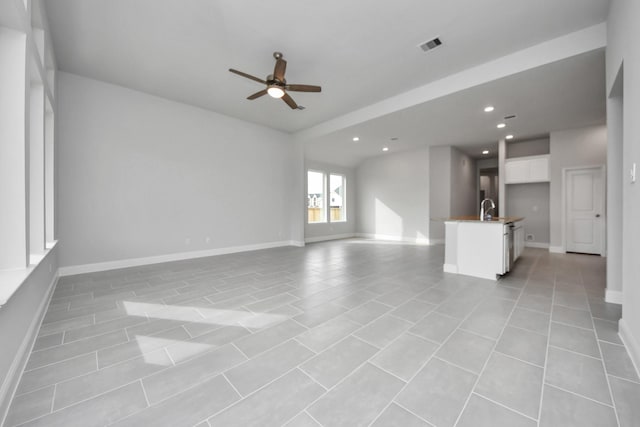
<box><xmin>419</xmin><ymin>37</ymin><xmax>442</xmax><ymax>52</ymax></box>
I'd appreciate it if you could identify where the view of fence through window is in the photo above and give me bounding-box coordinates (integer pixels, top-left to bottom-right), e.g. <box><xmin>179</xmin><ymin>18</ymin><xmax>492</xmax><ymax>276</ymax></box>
<box><xmin>307</xmin><ymin>171</ymin><xmax>325</xmax><ymax>223</ymax></box>
<box><xmin>329</xmin><ymin>174</ymin><xmax>345</xmax><ymax>221</ymax></box>
<box><xmin>307</xmin><ymin>170</ymin><xmax>346</xmax><ymax>223</ymax></box>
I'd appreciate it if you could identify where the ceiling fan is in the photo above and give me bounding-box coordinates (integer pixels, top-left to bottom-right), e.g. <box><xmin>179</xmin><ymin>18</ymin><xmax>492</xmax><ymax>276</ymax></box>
<box><xmin>229</xmin><ymin>52</ymin><xmax>321</xmax><ymax>109</ymax></box>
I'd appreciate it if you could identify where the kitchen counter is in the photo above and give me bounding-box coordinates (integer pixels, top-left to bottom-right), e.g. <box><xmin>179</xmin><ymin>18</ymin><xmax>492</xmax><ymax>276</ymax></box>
<box><xmin>443</xmin><ymin>217</ymin><xmax>525</xmax><ymax>280</ymax></box>
<box><xmin>445</xmin><ymin>216</ymin><xmax>525</xmax><ymax>224</ymax></box>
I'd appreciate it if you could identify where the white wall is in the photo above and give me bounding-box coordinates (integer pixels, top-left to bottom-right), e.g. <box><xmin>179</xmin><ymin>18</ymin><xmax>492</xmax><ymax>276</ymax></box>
<box><xmin>428</xmin><ymin>146</ymin><xmax>452</xmax><ymax>241</ymax></box>
<box><xmin>57</xmin><ymin>73</ymin><xmax>299</xmax><ymax>268</ymax></box>
<box><xmin>549</xmin><ymin>125</ymin><xmax>607</xmax><ymax>250</ymax></box>
<box><xmin>607</xmin><ymin>0</ymin><xmax>640</xmax><ymax>375</ymax></box>
<box><xmin>356</xmin><ymin>147</ymin><xmax>429</xmax><ymax>243</ymax></box>
<box><xmin>304</xmin><ymin>160</ymin><xmax>356</xmax><ymax>242</ymax></box>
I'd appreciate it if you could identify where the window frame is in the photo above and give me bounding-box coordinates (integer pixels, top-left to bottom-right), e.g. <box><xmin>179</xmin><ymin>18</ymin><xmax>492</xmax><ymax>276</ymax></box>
<box><xmin>306</xmin><ymin>169</ymin><xmax>347</xmax><ymax>224</ymax></box>
<box><xmin>329</xmin><ymin>173</ymin><xmax>347</xmax><ymax>223</ymax></box>
<box><xmin>307</xmin><ymin>169</ymin><xmax>327</xmax><ymax>224</ymax></box>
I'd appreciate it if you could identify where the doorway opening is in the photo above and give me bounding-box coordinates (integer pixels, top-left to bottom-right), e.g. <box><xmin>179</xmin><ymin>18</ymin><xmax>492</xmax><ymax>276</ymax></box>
<box><xmin>479</xmin><ymin>167</ymin><xmax>499</xmax><ymax>217</ymax></box>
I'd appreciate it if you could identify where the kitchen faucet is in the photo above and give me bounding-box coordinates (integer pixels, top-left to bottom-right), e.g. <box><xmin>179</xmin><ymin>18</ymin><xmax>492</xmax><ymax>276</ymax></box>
<box><xmin>480</xmin><ymin>198</ymin><xmax>496</xmax><ymax>221</ymax></box>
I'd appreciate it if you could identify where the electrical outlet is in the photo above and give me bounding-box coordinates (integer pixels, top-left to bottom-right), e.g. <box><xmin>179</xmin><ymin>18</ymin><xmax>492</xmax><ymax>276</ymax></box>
<box><xmin>205</xmin><ymin>237</ymin><xmax>211</xmax><ymax>244</ymax></box>
<box><xmin>526</xmin><ymin>234</ymin><xmax>534</xmax><ymax>241</ymax></box>
<box><xmin>185</xmin><ymin>238</ymin><xmax>191</xmax><ymax>245</ymax></box>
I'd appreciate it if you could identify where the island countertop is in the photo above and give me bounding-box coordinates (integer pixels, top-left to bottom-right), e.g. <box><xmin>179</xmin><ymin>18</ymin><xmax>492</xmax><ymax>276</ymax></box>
<box><xmin>443</xmin><ymin>216</ymin><xmax>525</xmax><ymax>224</ymax></box>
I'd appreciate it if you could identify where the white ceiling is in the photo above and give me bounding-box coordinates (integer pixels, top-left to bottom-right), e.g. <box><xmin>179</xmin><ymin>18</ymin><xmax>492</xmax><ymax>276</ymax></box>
<box><xmin>306</xmin><ymin>49</ymin><xmax>606</xmax><ymax>166</ymax></box>
<box><xmin>43</xmin><ymin>0</ymin><xmax>610</xmax><ymax>165</ymax></box>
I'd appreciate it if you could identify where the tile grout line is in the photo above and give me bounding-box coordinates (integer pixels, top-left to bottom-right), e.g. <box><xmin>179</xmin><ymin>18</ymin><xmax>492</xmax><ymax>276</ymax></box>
<box><xmin>221</xmin><ymin>372</ymin><xmax>244</xmax><ymax>398</ymax></box>
<box><xmin>301</xmin><ymin>410</ymin><xmax>324</xmax><ymax>427</ymax></box>
<box><xmin>297</xmin><ymin>283</ymin><xmax>482</xmax><ymax>426</ymax></box>
<box><xmin>546</xmin><ymin>341</ymin><xmax>605</xmax><ymax>360</ymax></box>
<box><xmin>470</xmin><ymin>391</ymin><xmax>538</xmax><ymax>422</ymax></box>
<box><xmin>607</xmin><ymin>372</ymin><xmax>640</xmax><ymax>385</ymax></box>
<box><xmin>536</xmin><ymin>256</ymin><xmax>559</xmax><ymax>426</ymax></box>
<box><xmin>389</xmin><ymin>401</ymin><xmax>436</xmax><ymax>427</ymax></box>
<box><xmin>492</xmin><ymin>348</ymin><xmax>545</xmax><ymax>369</ymax></box>
<box><xmin>586</xmin><ymin>280</ymin><xmax>622</xmax><ymax>427</ymax></box>
<box><xmin>9</xmin><ymin>246</ymin><xmax>624</xmax><ymax>426</ymax></box>
<box><xmin>139</xmin><ymin>379</ymin><xmax>151</xmax><ymax>407</ymax></box>
<box><xmin>365</xmin><ymin>276</ymin><xmax>517</xmax><ymax>426</ymax></box>
<box><xmin>23</xmin><ymin>338</ymin><xmax>247</xmax><ymax>418</ymax></box>
<box><xmin>543</xmin><ymin>383</ymin><xmax>616</xmax><ymax>409</ymax></box>
<box><xmin>452</xmin><ymin>253</ymin><xmax>542</xmax><ymax>427</ymax></box>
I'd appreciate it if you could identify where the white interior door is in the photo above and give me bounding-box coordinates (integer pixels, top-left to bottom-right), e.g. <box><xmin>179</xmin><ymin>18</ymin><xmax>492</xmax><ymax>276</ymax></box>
<box><xmin>566</xmin><ymin>167</ymin><xmax>604</xmax><ymax>254</ymax></box>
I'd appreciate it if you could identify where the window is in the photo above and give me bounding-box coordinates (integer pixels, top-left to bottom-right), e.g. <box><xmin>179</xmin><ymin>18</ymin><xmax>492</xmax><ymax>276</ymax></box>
<box><xmin>307</xmin><ymin>170</ymin><xmax>347</xmax><ymax>224</ymax></box>
<box><xmin>1</xmin><ymin>18</ymin><xmax>56</xmax><ymax>304</ymax></box>
<box><xmin>330</xmin><ymin>174</ymin><xmax>346</xmax><ymax>222</ymax></box>
<box><xmin>307</xmin><ymin>170</ymin><xmax>326</xmax><ymax>223</ymax></box>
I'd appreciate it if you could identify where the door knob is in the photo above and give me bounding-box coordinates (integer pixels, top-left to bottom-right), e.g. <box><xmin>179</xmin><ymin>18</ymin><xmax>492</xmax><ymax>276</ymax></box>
<box><xmin>595</xmin><ymin>214</ymin><xmax>601</xmax><ymax>218</ymax></box>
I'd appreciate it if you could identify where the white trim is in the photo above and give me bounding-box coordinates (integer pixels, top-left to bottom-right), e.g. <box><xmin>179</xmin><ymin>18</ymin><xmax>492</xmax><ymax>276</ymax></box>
<box><xmin>0</xmin><ymin>241</ymin><xmax>58</xmax><ymax>307</ymax></box>
<box><xmin>605</xmin><ymin>289</ymin><xmax>624</xmax><ymax>304</ymax></box>
<box><xmin>548</xmin><ymin>246</ymin><xmax>565</xmax><ymax>253</ymax></box>
<box><xmin>288</xmin><ymin>240</ymin><xmax>305</xmax><ymax>247</ymax></box>
<box><xmin>0</xmin><ymin>272</ymin><xmax>58</xmax><ymax>425</ymax></box>
<box><xmin>59</xmin><ymin>240</ymin><xmax>298</xmax><ymax>276</ymax></box>
<box><xmin>619</xmin><ymin>319</ymin><xmax>640</xmax><ymax>381</ymax></box>
<box><xmin>430</xmin><ymin>239</ymin><xmax>445</xmax><ymax>245</ymax></box>
<box><xmin>305</xmin><ymin>233</ymin><xmax>356</xmax><ymax>243</ymax></box>
<box><xmin>355</xmin><ymin>233</ymin><xmax>431</xmax><ymax>245</ymax></box>
<box><xmin>443</xmin><ymin>264</ymin><xmax>458</xmax><ymax>274</ymax></box>
<box><xmin>525</xmin><ymin>242</ymin><xmax>550</xmax><ymax>249</ymax></box>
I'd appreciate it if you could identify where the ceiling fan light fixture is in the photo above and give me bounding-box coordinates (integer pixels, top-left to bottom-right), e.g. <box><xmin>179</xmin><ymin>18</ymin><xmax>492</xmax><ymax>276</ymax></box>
<box><xmin>267</xmin><ymin>85</ymin><xmax>285</xmax><ymax>98</ymax></box>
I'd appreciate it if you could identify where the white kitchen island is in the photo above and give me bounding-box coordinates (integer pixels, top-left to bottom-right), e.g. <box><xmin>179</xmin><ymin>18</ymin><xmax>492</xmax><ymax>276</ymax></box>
<box><xmin>443</xmin><ymin>216</ymin><xmax>524</xmax><ymax>280</ymax></box>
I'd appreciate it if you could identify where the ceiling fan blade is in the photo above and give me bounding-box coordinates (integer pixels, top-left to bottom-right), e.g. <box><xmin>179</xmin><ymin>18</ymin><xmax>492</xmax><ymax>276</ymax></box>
<box><xmin>247</xmin><ymin>89</ymin><xmax>268</xmax><ymax>100</ymax></box>
<box><xmin>229</xmin><ymin>68</ymin><xmax>266</xmax><ymax>84</ymax></box>
<box><xmin>274</xmin><ymin>59</ymin><xmax>287</xmax><ymax>81</ymax></box>
<box><xmin>282</xmin><ymin>92</ymin><xmax>298</xmax><ymax>109</ymax></box>
<box><xmin>286</xmin><ymin>84</ymin><xmax>321</xmax><ymax>92</ymax></box>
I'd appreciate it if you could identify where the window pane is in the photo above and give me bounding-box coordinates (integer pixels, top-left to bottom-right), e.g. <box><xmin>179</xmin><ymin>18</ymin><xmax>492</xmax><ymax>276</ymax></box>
<box><xmin>329</xmin><ymin>174</ymin><xmax>345</xmax><ymax>222</ymax></box>
<box><xmin>307</xmin><ymin>171</ymin><xmax>325</xmax><ymax>223</ymax></box>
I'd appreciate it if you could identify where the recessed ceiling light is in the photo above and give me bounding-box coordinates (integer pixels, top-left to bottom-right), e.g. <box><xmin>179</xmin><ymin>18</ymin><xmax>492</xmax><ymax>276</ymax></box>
<box><xmin>482</xmin><ymin>150</ymin><xmax>489</xmax><ymax>155</ymax></box>
<box><xmin>506</xmin><ymin>134</ymin><xmax>514</xmax><ymax>140</ymax></box>
<box><xmin>382</xmin><ymin>147</ymin><xmax>389</xmax><ymax>152</ymax></box>
<box><xmin>484</xmin><ymin>106</ymin><xmax>495</xmax><ymax>113</ymax></box>
<box><xmin>390</xmin><ymin>137</ymin><xmax>399</xmax><ymax>141</ymax></box>
<box><xmin>352</xmin><ymin>137</ymin><xmax>360</xmax><ymax>142</ymax></box>
<box><xmin>497</xmin><ymin>123</ymin><xmax>506</xmax><ymax>129</ymax></box>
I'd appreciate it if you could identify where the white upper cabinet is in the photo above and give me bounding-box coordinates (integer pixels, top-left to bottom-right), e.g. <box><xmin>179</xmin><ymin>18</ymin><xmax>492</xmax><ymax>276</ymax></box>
<box><xmin>504</xmin><ymin>154</ymin><xmax>550</xmax><ymax>184</ymax></box>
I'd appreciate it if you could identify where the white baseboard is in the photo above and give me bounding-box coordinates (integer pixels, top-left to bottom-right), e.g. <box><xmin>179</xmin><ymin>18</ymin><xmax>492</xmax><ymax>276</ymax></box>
<box><xmin>443</xmin><ymin>264</ymin><xmax>458</xmax><ymax>274</ymax></box>
<box><xmin>59</xmin><ymin>240</ymin><xmax>299</xmax><ymax>276</ymax></box>
<box><xmin>619</xmin><ymin>319</ymin><xmax>640</xmax><ymax>381</ymax></box>
<box><xmin>525</xmin><ymin>242</ymin><xmax>550</xmax><ymax>249</ymax></box>
<box><xmin>356</xmin><ymin>233</ymin><xmax>431</xmax><ymax>246</ymax></box>
<box><xmin>549</xmin><ymin>246</ymin><xmax>565</xmax><ymax>253</ymax></box>
<box><xmin>288</xmin><ymin>240</ymin><xmax>305</xmax><ymax>247</ymax></box>
<box><xmin>305</xmin><ymin>233</ymin><xmax>356</xmax><ymax>244</ymax></box>
<box><xmin>430</xmin><ymin>239</ymin><xmax>445</xmax><ymax>245</ymax></box>
<box><xmin>0</xmin><ymin>272</ymin><xmax>58</xmax><ymax>425</ymax></box>
<box><xmin>605</xmin><ymin>289</ymin><xmax>623</xmax><ymax>304</ymax></box>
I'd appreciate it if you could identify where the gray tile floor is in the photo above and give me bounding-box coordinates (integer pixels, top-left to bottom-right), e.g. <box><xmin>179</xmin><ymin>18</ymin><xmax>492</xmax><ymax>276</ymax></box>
<box><xmin>5</xmin><ymin>240</ymin><xmax>640</xmax><ymax>427</ymax></box>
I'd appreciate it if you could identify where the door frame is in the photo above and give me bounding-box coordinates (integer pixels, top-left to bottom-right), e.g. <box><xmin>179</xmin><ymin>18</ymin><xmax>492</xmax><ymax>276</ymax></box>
<box><xmin>561</xmin><ymin>165</ymin><xmax>606</xmax><ymax>256</ymax></box>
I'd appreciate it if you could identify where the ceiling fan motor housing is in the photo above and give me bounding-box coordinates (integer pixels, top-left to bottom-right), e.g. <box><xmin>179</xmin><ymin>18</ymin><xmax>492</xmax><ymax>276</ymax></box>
<box><xmin>229</xmin><ymin>51</ymin><xmax>321</xmax><ymax>109</ymax></box>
